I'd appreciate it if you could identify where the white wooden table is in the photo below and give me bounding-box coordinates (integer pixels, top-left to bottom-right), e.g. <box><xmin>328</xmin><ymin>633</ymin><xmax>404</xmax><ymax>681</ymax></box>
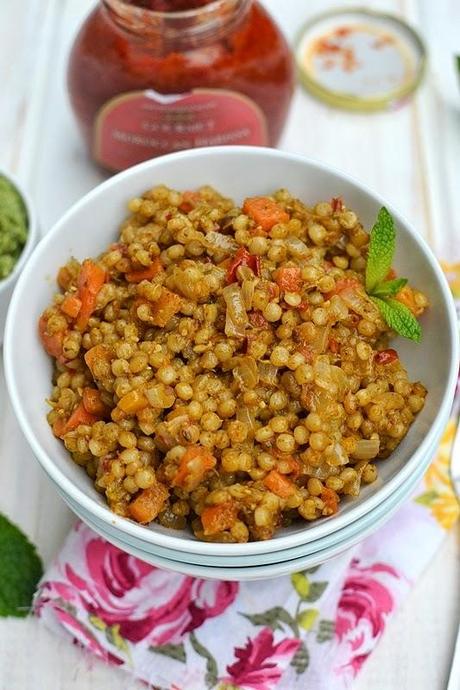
<box><xmin>1</xmin><ymin>0</ymin><xmax>459</xmax><ymax>688</ymax></box>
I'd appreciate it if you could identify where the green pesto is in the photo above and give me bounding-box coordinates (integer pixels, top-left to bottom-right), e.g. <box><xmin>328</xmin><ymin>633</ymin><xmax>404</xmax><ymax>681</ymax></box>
<box><xmin>0</xmin><ymin>175</ymin><xmax>28</xmax><ymax>280</ymax></box>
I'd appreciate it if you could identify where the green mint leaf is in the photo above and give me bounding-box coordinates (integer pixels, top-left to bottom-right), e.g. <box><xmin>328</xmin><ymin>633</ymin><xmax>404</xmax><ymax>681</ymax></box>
<box><xmin>0</xmin><ymin>513</ymin><xmax>43</xmax><ymax>617</ymax></box>
<box><xmin>371</xmin><ymin>296</ymin><xmax>422</xmax><ymax>342</ymax></box>
<box><xmin>365</xmin><ymin>207</ymin><xmax>396</xmax><ymax>293</ymax></box>
<box><xmin>371</xmin><ymin>277</ymin><xmax>407</xmax><ymax>298</ymax></box>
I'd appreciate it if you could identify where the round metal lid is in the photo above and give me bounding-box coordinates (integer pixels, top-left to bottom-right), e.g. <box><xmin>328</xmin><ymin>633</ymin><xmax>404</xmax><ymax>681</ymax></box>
<box><xmin>295</xmin><ymin>7</ymin><xmax>426</xmax><ymax>111</ymax></box>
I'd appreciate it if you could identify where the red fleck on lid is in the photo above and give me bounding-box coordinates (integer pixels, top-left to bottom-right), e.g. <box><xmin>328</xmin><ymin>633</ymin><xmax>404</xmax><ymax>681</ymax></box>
<box><xmin>295</xmin><ymin>8</ymin><xmax>426</xmax><ymax>111</ymax></box>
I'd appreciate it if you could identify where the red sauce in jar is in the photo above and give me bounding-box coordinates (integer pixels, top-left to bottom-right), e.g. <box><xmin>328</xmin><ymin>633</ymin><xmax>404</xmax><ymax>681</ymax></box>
<box><xmin>68</xmin><ymin>0</ymin><xmax>294</xmax><ymax>171</ymax></box>
<box><xmin>126</xmin><ymin>0</ymin><xmax>213</xmax><ymax>8</ymax></box>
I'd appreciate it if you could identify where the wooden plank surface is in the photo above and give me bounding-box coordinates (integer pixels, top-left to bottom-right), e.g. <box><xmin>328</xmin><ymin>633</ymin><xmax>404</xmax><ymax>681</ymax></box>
<box><xmin>0</xmin><ymin>1</ymin><xmax>459</xmax><ymax>688</ymax></box>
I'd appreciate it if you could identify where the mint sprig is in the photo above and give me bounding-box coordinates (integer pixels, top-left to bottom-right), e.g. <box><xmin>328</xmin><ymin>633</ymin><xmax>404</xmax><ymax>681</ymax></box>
<box><xmin>0</xmin><ymin>513</ymin><xmax>43</xmax><ymax>617</ymax></box>
<box><xmin>365</xmin><ymin>207</ymin><xmax>422</xmax><ymax>342</ymax></box>
<box><xmin>371</xmin><ymin>296</ymin><xmax>422</xmax><ymax>343</ymax></box>
<box><xmin>371</xmin><ymin>277</ymin><xmax>407</xmax><ymax>298</ymax></box>
<box><xmin>365</xmin><ymin>207</ymin><xmax>395</xmax><ymax>292</ymax></box>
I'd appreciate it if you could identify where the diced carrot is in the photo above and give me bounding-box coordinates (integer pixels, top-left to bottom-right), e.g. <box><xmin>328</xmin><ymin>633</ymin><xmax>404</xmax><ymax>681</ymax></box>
<box><xmin>60</xmin><ymin>294</ymin><xmax>82</xmax><ymax>318</ymax></box>
<box><xmin>263</xmin><ymin>470</ymin><xmax>295</xmax><ymax>498</ymax></box>
<box><xmin>243</xmin><ymin>196</ymin><xmax>289</xmax><ymax>232</ymax></box>
<box><xmin>84</xmin><ymin>344</ymin><xmax>113</xmax><ymax>376</ymax></box>
<box><xmin>38</xmin><ymin>314</ymin><xmax>66</xmax><ymax>360</ymax></box>
<box><xmin>270</xmin><ymin>453</ymin><xmax>301</xmax><ymax>478</ymax></box>
<box><xmin>82</xmin><ymin>387</ymin><xmax>107</xmax><ymax>416</ymax></box>
<box><xmin>76</xmin><ymin>260</ymin><xmax>107</xmax><ymax>331</ymax></box>
<box><xmin>201</xmin><ymin>501</ymin><xmax>237</xmax><ymax>536</ymax></box>
<box><xmin>286</xmin><ymin>456</ymin><xmax>301</xmax><ymax>477</ymax></box>
<box><xmin>267</xmin><ymin>282</ymin><xmax>280</xmax><ymax>300</ymax></box>
<box><xmin>179</xmin><ymin>190</ymin><xmax>201</xmax><ymax>213</ymax></box>
<box><xmin>395</xmin><ymin>285</ymin><xmax>423</xmax><ymax>316</ymax></box>
<box><xmin>57</xmin><ymin>402</ymin><xmax>99</xmax><ymax>438</ymax></box>
<box><xmin>329</xmin><ymin>337</ymin><xmax>339</xmax><ymax>354</ymax></box>
<box><xmin>125</xmin><ymin>257</ymin><xmax>164</xmax><ymax>283</ymax></box>
<box><xmin>57</xmin><ymin>266</ymin><xmax>73</xmax><ymax>291</ymax></box>
<box><xmin>386</xmin><ymin>268</ymin><xmax>396</xmax><ymax>280</ymax></box>
<box><xmin>128</xmin><ymin>482</ymin><xmax>169</xmax><ymax>524</ymax></box>
<box><xmin>150</xmin><ymin>288</ymin><xmax>182</xmax><ymax>327</ymax></box>
<box><xmin>248</xmin><ymin>310</ymin><xmax>268</xmax><ymax>328</ymax></box>
<box><xmin>173</xmin><ymin>446</ymin><xmax>217</xmax><ymax>491</ymax></box>
<box><xmin>321</xmin><ymin>487</ymin><xmax>339</xmax><ymax>515</ymax></box>
<box><xmin>275</xmin><ymin>266</ymin><xmax>302</xmax><ymax>292</ymax></box>
<box><xmin>52</xmin><ymin>417</ymin><xmax>67</xmax><ymax>438</ymax></box>
<box><xmin>117</xmin><ymin>389</ymin><xmax>149</xmax><ymax>415</ymax></box>
<box><xmin>324</xmin><ymin>277</ymin><xmax>360</xmax><ymax>300</ymax></box>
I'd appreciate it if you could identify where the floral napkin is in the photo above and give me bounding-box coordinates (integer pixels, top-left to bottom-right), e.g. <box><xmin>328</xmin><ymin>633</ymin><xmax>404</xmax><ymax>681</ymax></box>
<box><xmin>34</xmin><ymin>277</ymin><xmax>460</xmax><ymax>690</ymax></box>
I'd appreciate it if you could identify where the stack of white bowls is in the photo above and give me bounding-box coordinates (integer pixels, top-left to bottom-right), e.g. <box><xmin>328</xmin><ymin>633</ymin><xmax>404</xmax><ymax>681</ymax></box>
<box><xmin>5</xmin><ymin>148</ymin><xmax>458</xmax><ymax>580</ymax></box>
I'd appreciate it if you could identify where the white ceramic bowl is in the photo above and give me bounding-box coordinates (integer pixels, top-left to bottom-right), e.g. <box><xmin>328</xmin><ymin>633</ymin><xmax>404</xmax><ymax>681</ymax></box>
<box><xmin>4</xmin><ymin>146</ymin><xmax>458</xmax><ymax>561</ymax></box>
<box><xmin>0</xmin><ymin>168</ymin><xmax>38</xmax><ymax>342</ymax></box>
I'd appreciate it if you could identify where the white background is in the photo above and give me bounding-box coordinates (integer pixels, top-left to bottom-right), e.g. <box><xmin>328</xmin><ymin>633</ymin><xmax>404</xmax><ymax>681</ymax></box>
<box><xmin>0</xmin><ymin>0</ymin><xmax>460</xmax><ymax>688</ymax></box>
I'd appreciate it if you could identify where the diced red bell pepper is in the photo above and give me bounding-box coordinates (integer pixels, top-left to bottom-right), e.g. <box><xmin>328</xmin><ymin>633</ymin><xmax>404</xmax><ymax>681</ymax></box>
<box><xmin>374</xmin><ymin>349</ymin><xmax>399</xmax><ymax>365</ymax></box>
<box><xmin>331</xmin><ymin>197</ymin><xmax>343</xmax><ymax>213</ymax></box>
<box><xmin>226</xmin><ymin>247</ymin><xmax>261</xmax><ymax>284</ymax></box>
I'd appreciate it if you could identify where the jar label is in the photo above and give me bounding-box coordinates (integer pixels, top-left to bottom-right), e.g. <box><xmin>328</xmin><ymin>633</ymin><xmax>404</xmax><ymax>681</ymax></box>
<box><xmin>94</xmin><ymin>88</ymin><xmax>269</xmax><ymax>171</ymax></box>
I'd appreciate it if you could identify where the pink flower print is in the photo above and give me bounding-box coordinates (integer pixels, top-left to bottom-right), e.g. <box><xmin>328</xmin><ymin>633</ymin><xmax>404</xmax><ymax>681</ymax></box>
<box><xmin>224</xmin><ymin>627</ymin><xmax>300</xmax><ymax>690</ymax></box>
<box><xmin>334</xmin><ymin>559</ymin><xmax>401</xmax><ymax>678</ymax></box>
<box><xmin>63</xmin><ymin>537</ymin><xmax>238</xmax><ymax>645</ymax></box>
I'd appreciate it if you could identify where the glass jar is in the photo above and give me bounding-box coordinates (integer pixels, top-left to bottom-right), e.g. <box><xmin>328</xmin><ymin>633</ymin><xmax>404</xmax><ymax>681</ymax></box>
<box><xmin>68</xmin><ymin>0</ymin><xmax>294</xmax><ymax>172</ymax></box>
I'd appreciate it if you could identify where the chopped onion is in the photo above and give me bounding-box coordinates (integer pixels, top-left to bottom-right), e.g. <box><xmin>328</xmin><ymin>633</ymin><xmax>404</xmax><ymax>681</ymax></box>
<box><xmin>325</xmin><ymin>442</ymin><xmax>349</xmax><ymax>466</ymax></box>
<box><xmin>314</xmin><ymin>359</ymin><xmax>349</xmax><ymax>400</ymax></box>
<box><xmin>258</xmin><ymin>361</ymin><xmax>279</xmax><ymax>386</ymax></box>
<box><xmin>303</xmin><ymin>463</ymin><xmax>338</xmax><ymax>480</ymax></box>
<box><xmin>340</xmin><ymin>287</ymin><xmax>378</xmax><ymax>320</ymax></box>
<box><xmin>236</xmin><ymin>405</ymin><xmax>257</xmax><ymax>435</ymax></box>
<box><xmin>285</xmin><ymin>236</ymin><xmax>310</xmax><ymax>258</ymax></box>
<box><xmin>223</xmin><ymin>284</ymin><xmax>248</xmax><ymax>337</ymax></box>
<box><xmin>351</xmin><ymin>438</ymin><xmax>380</xmax><ymax>460</ymax></box>
<box><xmin>154</xmin><ymin>414</ymin><xmax>189</xmax><ymax>450</ymax></box>
<box><xmin>234</xmin><ymin>356</ymin><xmax>259</xmax><ymax>388</ymax></box>
<box><xmin>203</xmin><ymin>231</ymin><xmax>238</xmax><ymax>254</ymax></box>
<box><xmin>241</xmin><ymin>278</ymin><xmax>256</xmax><ymax>310</ymax></box>
<box><xmin>310</xmin><ymin>324</ymin><xmax>330</xmax><ymax>353</ymax></box>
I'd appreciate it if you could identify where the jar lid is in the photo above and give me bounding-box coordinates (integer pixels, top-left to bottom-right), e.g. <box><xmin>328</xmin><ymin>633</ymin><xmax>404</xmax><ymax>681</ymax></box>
<box><xmin>295</xmin><ymin>7</ymin><xmax>426</xmax><ymax>111</ymax></box>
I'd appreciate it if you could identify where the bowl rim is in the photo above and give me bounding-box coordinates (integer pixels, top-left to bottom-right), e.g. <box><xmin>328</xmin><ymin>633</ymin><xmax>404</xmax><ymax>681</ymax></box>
<box><xmin>4</xmin><ymin>145</ymin><xmax>459</xmax><ymax>556</ymax></box>
<box><xmin>0</xmin><ymin>167</ymin><xmax>39</xmax><ymax>294</ymax></box>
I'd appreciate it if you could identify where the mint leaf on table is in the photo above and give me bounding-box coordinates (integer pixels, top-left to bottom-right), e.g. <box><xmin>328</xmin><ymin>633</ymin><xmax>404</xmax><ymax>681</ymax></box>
<box><xmin>371</xmin><ymin>296</ymin><xmax>422</xmax><ymax>343</ymax></box>
<box><xmin>0</xmin><ymin>513</ymin><xmax>43</xmax><ymax>618</ymax></box>
<box><xmin>365</xmin><ymin>207</ymin><xmax>396</xmax><ymax>292</ymax></box>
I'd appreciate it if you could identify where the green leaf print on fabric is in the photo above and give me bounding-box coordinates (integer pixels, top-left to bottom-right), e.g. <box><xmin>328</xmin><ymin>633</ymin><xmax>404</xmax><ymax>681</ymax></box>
<box><xmin>150</xmin><ymin>642</ymin><xmax>186</xmax><ymax>663</ymax></box>
<box><xmin>190</xmin><ymin>631</ymin><xmax>218</xmax><ymax>689</ymax></box>
<box><xmin>290</xmin><ymin>640</ymin><xmax>310</xmax><ymax>674</ymax></box>
<box><xmin>316</xmin><ymin>619</ymin><xmax>335</xmax><ymax>643</ymax></box>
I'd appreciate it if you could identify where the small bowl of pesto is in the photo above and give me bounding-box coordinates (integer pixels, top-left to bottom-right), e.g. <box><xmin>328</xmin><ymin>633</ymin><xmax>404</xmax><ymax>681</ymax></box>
<box><xmin>0</xmin><ymin>168</ymin><xmax>38</xmax><ymax>342</ymax></box>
